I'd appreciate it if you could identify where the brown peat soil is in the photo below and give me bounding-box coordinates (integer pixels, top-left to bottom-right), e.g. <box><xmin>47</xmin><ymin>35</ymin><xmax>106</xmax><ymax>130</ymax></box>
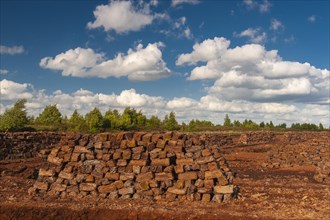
<box><xmin>0</xmin><ymin>133</ymin><xmax>329</xmax><ymax>220</ymax></box>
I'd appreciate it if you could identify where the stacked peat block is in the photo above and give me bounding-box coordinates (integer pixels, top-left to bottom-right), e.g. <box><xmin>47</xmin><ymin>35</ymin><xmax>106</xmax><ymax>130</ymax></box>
<box><xmin>313</xmin><ymin>133</ymin><xmax>330</xmax><ymax>183</ymax></box>
<box><xmin>238</xmin><ymin>132</ymin><xmax>275</xmax><ymax>145</ymax></box>
<box><xmin>314</xmin><ymin>161</ymin><xmax>330</xmax><ymax>184</ymax></box>
<box><xmin>266</xmin><ymin>143</ymin><xmax>322</xmax><ymax>169</ymax></box>
<box><xmin>266</xmin><ymin>132</ymin><xmax>330</xmax><ymax>177</ymax></box>
<box><xmin>283</xmin><ymin>132</ymin><xmax>318</xmax><ymax>144</ymax></box>
<box><xmin>31</xmin><ymin>132</ymin><xmax>237</xmax><ymax>203</ymax></box>
<box><xmin>204</xmin><ymin>134</ymin><xmax>234</xmax><ymax>148</ymax></box>
<box><xmin>0</xmin><ymin>132</ymin><xmax>62</xmax><ymax>160</ymax></box>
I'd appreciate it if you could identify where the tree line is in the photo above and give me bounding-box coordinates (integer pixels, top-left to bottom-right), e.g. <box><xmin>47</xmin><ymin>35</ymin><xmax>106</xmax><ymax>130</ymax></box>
<box><xmin>0</xmin><ymin>99</ymin><xmax>327</xmax><ymax>133</ymax></box>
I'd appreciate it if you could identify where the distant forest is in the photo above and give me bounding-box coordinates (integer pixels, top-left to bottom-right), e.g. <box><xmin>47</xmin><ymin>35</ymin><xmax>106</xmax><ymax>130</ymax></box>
<box><xmin>0</xmin><ymin>99</ymin><xmax>327</xmax><ymax>133</ymax></box>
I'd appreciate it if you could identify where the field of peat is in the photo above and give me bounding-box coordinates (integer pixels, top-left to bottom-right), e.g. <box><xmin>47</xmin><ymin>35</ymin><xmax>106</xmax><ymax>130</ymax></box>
<box><xmin>0</xmin><ymin>131</ymin><xmax>329</xmax><ymax>220</ymax></box>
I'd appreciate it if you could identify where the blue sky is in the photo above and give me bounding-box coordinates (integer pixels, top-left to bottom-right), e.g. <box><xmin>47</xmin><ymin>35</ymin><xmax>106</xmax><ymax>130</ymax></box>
<box><xmin>1</xmin><ymin>0</ymin><xmax>329</xmax><ymax>126</ymax></box>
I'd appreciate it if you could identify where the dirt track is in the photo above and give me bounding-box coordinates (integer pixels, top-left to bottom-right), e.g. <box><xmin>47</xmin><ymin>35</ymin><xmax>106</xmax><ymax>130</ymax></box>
<box><xmin>0</xmin><ymin>133</ymin><xmax>329</xmax><ymax>219</ymax></box>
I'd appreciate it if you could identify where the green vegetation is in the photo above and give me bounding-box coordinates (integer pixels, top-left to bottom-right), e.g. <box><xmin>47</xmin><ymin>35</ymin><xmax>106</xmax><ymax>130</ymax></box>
<box><xmin>223</xmin><ymin>114</ymin><xmax>232</xmax><ymax>127</ymax></box>
<box><xmin>0</xmin><ymin>99</ymin><xmax>28</xmax><ymax>131</ymax></box>
<box><xmin>163</xmin><ymin>112</ymin><xmax>180</xmax><ymax>131</ymax></box>
<box><xmin>35</xmin><ymin>104</ymin><xmax>62</xmax><ymax>125</ymax></box>
<box><xmin>146</xmin><ymin>115</ymin><xmax>162</xmax><ymax>130</ymax></box>
<box><xmin>68</xmin><ymin>110</ymin><xmax>86</xmax><ymax>132</ymax></box>
<box><xmin>85</xmin><ymin>107</ymin><xmax>104</xmax><ymax>133</ymax></box>
<box><xmin>0</xmin><ymin>100</ymin><xmax>328</xmax><ymax>133</ymax></box>
<box><xmin>186</xmin><ymin>119</ymin><xmax>214</xmax><ymax>131</ymax></box>
<box><xmin>32</xmin><ymin>104</ymin><xmax>63</xmax><ymax>131</ymax></box>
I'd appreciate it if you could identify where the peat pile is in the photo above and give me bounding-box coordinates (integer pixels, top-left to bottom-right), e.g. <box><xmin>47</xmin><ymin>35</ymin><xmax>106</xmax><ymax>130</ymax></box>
<box><xmin>0</xmin><ymin>132</ymin><xmax>62</xmax><ymax>160</ymax></box>
<box><xmin>312</xmin><ymin>133</ymin><xmax>330</xmax><ymax>183</ymax></box>
<box><xmin>266</xmin><ymin>132</ymin><xmax>330</xmax><ymax>183</ymax></box>
<box><xmin>238</xmin><ymin>131</ymin><xmax>275</xmax><ymax>145</ymax></box>
<box><xmin>203</xmin><ymin>133</ymin><xmax>234</xmax><ymax>147</ymax></box>
<box><xmin>283</xmin><ymin>131</ymin><xmax>319</xmax><ymax>144</ymax></box>
<box><xmin>31</xmin><ymin>132</ymin><xmax>238</xmax><ymax>203</ymax></box>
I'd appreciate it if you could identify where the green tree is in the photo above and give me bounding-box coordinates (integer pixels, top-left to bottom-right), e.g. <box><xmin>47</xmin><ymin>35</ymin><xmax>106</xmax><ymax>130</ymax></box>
<box><xmin>116</xmin><ymin>107</ymin><xmax>143</xmax><ymax>130</ymax></box>
<box><xmin>259</xmin><ymin>121</ymin><xmax>265</xmax><ymax>128</ymax></box>
<box><xmin>242</xmin><ymin>119</ymin><xmax>258</xmax><ymax>129</ymax></box>
<box><xmin>233</xmin><ymin>120</ymin><xmax>241</xmax><ymax>127</ymax></box>
<box><xmin>291</xmin><ymin>123</ymin><xmax>301</xmax><ymax>130</ymax></box>
<box><xmin>163</xmin><ymin>112</ymin><xmax>179</xmax><ymax>131</ymax></box>
<box><xmin>85</xmin><ymin>107</ymin><xmax>104</xmax><ymax>133</ymax></box>
<box><xmin>223</xmin><ymin>114</ymin><xmax>232</xmax><ymax>127</ymax></box>
<box><xmin>181</xmin><ymin>122</ymin><xmax>188</xmax><ymax>131</ymax></box>
<box><xmin>0</xmin><ymin>99</ymin><xmax>28</xmax><ymax>131</ymax></box>
<box><xmin>103</xmin><ymin>109</ymin><xmax>113</xmax><ymax>129</ymax></box>
<box><xmin>277</xmin><ymin>123</ymin><xmax>287</xmax><ymax>129</ymax></box>
<box><xmin>68</xmin><ymin>110</ymin><xmax>86</xmax><ymax>132</ymax></box>
<box><xmin>146</xmin><ymin>115</ymin><xmax>162</xmax><ymax>130</ymax></box>
<box><xmin>136</xmin><ymin>112</ymin><xmax>147</xmax><ymax>127</ymax></box>
<box><xmin>36</xmin><ymin>104</ymin><xmax>62</xmax><ymax>125</ymax></box>
<box><xmin>112</xmin><ymin>109</ymin><xmax>121</xmax><ymax>129</ymax></box>
<box><xmin>120</xmin><ymin>113</ymin><xmax>131</xmax><ymax>130</ymax></box>
<box><xmin>27</xmin><ymin>115</ymin><xmax>35</xmax><ymax>124</ymax></box>
<box><xmin>301</xmin><ymin>123</ymin><xmax>318</xmax><ymax>131</ymax></box>
<box><xmin>119</xmin><ymin>108</ymin><xmax>132</xmax><ymax>130</ymax></box>
<box><xmin>188</xmin><ymin>119</ymin><xmax>214</xmax><ymax>131</ymax></box>
<box><xmin>188</xmin><ymin>119</ymin><xmax>197</xmax><ymax>131</ymax></box>
<box><xmin>104</xmin><ymin>109</ymin><xmax>121</xmax><ymax>130</ymax></box>
<box><xmin>319</xmin><ymin>123</ymin><xmax>324</xmax><ymax>130</ymax></box>
<box><xmin>265</xmin><ymin>121</ymin><xmax>274</xmax><ymax>129</ymax></box>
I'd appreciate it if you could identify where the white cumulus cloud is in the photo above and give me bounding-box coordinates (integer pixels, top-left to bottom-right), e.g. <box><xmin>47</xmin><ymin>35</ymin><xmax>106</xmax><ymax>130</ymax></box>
<box><xmin>176</xmin><ymin>36</ymin><xmax>330</xmax><ymax>104</ymax></box>
<box><xmin>40</xmin><ymin>47</ymin><xmax>103</xmax><ymax>77</ymax></box>
<box><xmin>0</xmin><ymin>79</ymin><xmax>33</xmax><ymax>100</ymax></box>
<box><xmin>40</xmin><ymin>42</ymin><xmax>171</xmax><ymax>81</ymax></box>
<box><xmin>176</xmin><ymin>37</ymin><xmax>230</xmax><ymax>65</ymax></box>
<box><xmin>167</xmin><ymin>97</ymin><xmax>198</xmax><ymax>109</ymax></box>
<box><xmin>0</xmin><ymin>79</ymin><xmax>166</xmax><ymax>117</ymax></box>
<box><xmin>234</xmin><ymin>27</ymin><xmax>267</xmax><ymax>44</ymax></box>
<box><xmin>1</xmin><ymin>79</ymin><xmax>329</xmax><ymax>127</ymax></box>
<box><xmin>116</xmin><ymin>89</ymin><xmax>165</xmax><ymax>108</ymax></box>
<box><xmin>199</xmin><ymin>95</ymin><xmax>297</xmax><ymax>114</ymax></box>
<box><xmin>87</xmin><ymin>1</ymin><xmax>163</xmax><ymax>34</ymax></box>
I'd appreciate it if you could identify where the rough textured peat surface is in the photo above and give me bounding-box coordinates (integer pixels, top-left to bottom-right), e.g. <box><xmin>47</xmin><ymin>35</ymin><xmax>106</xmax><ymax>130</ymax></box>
<box><xmin>0</xmin><ymin>132</ymin><xmax>62</xmax><ymax>160</ymax></box>
<box><xmin>0</xmin><ymin>131</ymin><xmax>329</xmax><ymax>219</ymax></box>
<box><xmin>30</xmin><ymin>132</ymin><xmax>238</xmax><ymax>203</ymax></box>
<box><xmin>265</xmin><ymin>132</ymin><xmax>330</xmax><ymax>184</ymax></box>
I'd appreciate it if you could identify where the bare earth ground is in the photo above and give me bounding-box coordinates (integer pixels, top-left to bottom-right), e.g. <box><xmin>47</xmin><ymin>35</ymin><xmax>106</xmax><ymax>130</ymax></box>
<box><xmin>0</xmin><ymin>134</ymin><xmax>329</xmax><ymax>220</ymax></box>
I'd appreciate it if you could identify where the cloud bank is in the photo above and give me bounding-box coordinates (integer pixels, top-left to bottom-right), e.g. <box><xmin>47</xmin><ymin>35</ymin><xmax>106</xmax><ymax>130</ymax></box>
<box><xmin>176</xmin><ymin>37</ymin><xmax>329</xmax><ymax>105</ymax></box>
<box><xmin>1</xmin><ymin>78</ymin><xmax>329</xmax><ymax>126</ymax></box>
<box><xmin>40</xmin><ymin>42</ymin><xmax>171</xmax><ymax>81</ymax></box>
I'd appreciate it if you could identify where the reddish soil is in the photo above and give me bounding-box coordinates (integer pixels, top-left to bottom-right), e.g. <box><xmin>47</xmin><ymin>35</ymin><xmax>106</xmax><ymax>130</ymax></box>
<box><xmin>0</xmin><ymin>134</ymin><xmax>329</xmax><ymax>220</ymax></box>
